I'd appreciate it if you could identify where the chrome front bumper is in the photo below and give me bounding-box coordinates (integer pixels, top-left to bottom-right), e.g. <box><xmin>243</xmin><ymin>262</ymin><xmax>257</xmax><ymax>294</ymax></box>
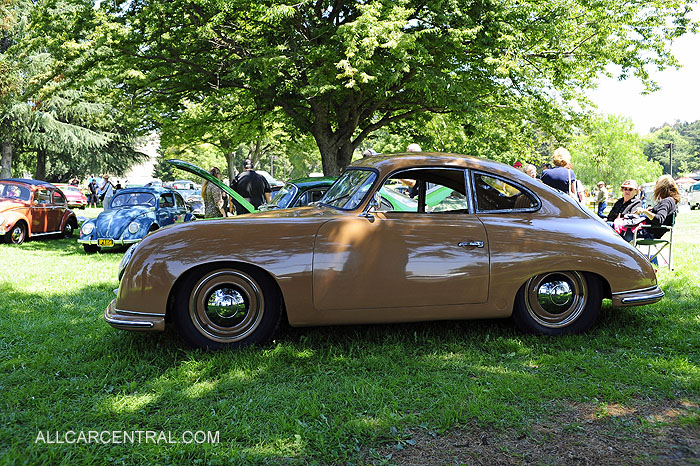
<box><xmin>104</xmin><ymin>299</ymin><xmax>165</xmax><ymax>331</ymax></box>
<box><xmin>611</xmin><ymin>285</ymin><xmax>665</xmax><ymax>307</ymax></box>
<box><xmin>78</xmin><ymin>238</ymin><xmax>141</xmax><ymax>246</ymax></box>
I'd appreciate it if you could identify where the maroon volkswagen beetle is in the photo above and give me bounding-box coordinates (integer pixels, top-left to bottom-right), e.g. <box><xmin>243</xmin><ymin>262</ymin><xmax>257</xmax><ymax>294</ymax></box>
<box><xmin>0</xmin><ymin>178</ymin><xmax>79</xmax><ymax>244</ymax></box>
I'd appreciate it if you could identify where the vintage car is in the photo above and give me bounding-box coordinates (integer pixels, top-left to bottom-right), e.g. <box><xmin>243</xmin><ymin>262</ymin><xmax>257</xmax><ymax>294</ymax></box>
<box><xmin>166</xmin><ymin>179</ymin><xmax>204</xmax><ymax>217</ymax></box>
<box><xmin>78</xmin><ymin>186</ymin><xmax>195</xmax><ymax>253</ymax></box>
<box><xmin>259</xmin><ymin>177</ymin><xmax>336</xmax><ymax>211</ymax></box>
<box><xmin>107</xmin><ymin>153</ymin><xmax>664</xmax><ymax>350</ymax></box>
<box><xmin>54</xmin><ymin>183</ymin><xmax>88</xmax><ymax>209</ymax></box>
<box><xmin>0</xmin><ymin>178</ymin><xmax>79</xmax><ymax>244</ymax></box>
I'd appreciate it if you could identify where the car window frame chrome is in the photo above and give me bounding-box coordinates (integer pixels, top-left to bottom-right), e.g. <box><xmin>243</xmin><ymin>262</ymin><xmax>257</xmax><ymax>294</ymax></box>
<box><xmin>469</xmin><ymin>170</ymin><xmax>542</xmax><ymax>214</ymax></box>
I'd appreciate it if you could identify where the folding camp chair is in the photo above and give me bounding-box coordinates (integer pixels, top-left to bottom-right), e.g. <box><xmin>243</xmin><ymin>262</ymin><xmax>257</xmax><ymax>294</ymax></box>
<box><xmin>632</xmin><ymin>213</ymin><xmax>675</xmax><ymax>270</ymax></box>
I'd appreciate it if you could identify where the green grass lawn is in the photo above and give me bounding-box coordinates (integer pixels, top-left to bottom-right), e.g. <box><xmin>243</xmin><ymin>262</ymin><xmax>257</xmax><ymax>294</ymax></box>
<box><xmin>1</xmin><ymin>210</ymin><xmax>698</xmax><ymax>464</ymax></box>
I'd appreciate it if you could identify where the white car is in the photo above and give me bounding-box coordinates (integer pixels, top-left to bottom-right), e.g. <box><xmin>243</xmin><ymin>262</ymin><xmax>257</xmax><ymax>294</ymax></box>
<box><xmin>689</xmin><ymin>182</ymin><xmax>700</xmax><ymax>210</ymax></box>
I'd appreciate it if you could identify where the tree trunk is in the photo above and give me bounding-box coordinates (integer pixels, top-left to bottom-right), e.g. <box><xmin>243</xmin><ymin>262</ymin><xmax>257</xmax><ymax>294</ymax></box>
<box><xmin>35</xmin><ymin>148</ymin><xmax>46</xmax><ymax>180</ymax></box>
<box><xmin>1</xmin><ymin>138</ymin><xmax>12</xmax><ymax>179</ymax></box>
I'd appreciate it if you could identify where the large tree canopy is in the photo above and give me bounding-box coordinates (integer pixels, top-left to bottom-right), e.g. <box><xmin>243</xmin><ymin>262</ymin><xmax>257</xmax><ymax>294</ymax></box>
<box><xmin>98</xmin><ymin>0</ymin><xmax>696</xmax><ymax>175</ymax></box>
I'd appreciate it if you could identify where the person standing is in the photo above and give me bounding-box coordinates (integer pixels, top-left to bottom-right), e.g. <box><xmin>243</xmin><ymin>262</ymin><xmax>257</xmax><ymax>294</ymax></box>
<box><xmin>541</xmin><ymin>147</ymin><xmax>577</xmax><ymax>197</ymax></box>
<box><xmin>231</xmin><ymin>159</ymin><xmax>271</xmax><ymax>210</ymax></box>
<box><xmin>87</xmin><ymin>178</ymin><xmax>98</xmax><ymax>208</ymax></box>
<box><xmin>202</xmin><ymin>167</ymin><xmax>227</xmax><ymax>218</ymax></box>
<box><xmin>99</xmin><ymin>175</ymin><xmax>114</xmax><ymax>209</ymax></box>
<box><xmin>596</xmin><ymin>181</ymin><xmax>608</xmax><ymax>218</ymax></box>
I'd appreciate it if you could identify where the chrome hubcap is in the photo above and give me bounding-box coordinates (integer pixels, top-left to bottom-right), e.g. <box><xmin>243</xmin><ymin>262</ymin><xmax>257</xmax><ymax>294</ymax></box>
<box><xmin>525</xmin><ymin>272</ymin><xmax>587</xmax><ymax>328</ymax></box>
<box><xmin>190</xmin><ymin>271</ymin><xmax>264</xmax><ymax>343</ymax></box>
<box><xmin>11</xmin><ymin>226</ymin><xmax>24</xmax><ymax>243</ymax></box>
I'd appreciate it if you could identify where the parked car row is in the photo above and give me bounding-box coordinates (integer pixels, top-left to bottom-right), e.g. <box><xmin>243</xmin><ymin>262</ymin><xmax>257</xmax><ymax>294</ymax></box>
<box><xmin>2</xmin><ymin>154</ymin><xmax>668</xmax><ymax>350</ymax></box>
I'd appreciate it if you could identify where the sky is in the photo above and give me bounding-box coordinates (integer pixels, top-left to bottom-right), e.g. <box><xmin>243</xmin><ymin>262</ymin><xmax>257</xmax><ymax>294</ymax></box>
<box><xmin>587</xmin><ymin>9</ymin><xmax>700</xmax><ymax>135</ymax></box>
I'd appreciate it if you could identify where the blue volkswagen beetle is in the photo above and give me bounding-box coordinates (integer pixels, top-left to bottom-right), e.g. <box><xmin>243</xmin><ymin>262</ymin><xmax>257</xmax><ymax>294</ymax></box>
<box><xmin>78</xmin><ymin>187</ymin><xmax>195</xmax><ymax>253</ymax></box>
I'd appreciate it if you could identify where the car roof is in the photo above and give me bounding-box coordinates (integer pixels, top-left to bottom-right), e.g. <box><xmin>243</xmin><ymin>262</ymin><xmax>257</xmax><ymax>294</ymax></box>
<box><xmin>349</xmin><ymin>152</ymin><xmax>528</xmax><ymax>180</ymax></box>
<box><xmin>1</xmin><ymin>178</ymin><xmax>55</xmax><ymax>188</ymax></box>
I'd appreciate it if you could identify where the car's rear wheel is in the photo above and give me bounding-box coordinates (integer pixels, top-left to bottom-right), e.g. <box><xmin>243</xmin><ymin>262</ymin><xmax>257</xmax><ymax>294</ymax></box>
<box><xmin>62</xmin><ymin>220</ymin><xmax>76</xmax><ymax>238</ymax></box>
<box><xmin>173</xmin><ymin>266</ymin><xmax>282</xmax><ymax>350</ymax></box>
<box><xmin>83</xmin><ymin>244</ymin><xmax>100</xmax><ymax>253</ymax></box>
<box><xmin>5</xmin><ymin>222</ymin><xmax>27</xmax><ymax>245</ymax></box>
<box><xmin>513</xmin><ymin>271</ymin><xmax>602</xmax><ymax>335</ymax></box>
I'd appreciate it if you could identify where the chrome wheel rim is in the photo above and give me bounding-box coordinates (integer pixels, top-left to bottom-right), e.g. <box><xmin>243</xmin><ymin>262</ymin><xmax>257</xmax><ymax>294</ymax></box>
<box><xmin>189</xmin><ymin>270</ymin><xmax>264</xmax><ymax>343</ymax></box>
<box><xmin>11</xmin><ymin>225</ymin><xmax>25</xmax><ymax>244</ymax></box>
<box><xmin>64</xmin><ymin>223</ymin><xmax>73</xmax><ymax>237</ymax></box>
<box><xmin>524</xmin><ymin>272</ymin><xmax>587</xmax><ymax>328</ymax></box>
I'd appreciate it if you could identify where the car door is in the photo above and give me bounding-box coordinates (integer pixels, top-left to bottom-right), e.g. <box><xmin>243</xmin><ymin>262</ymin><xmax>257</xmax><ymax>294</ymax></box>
<box><xmin>31</xmin><ymin>188</ymin><xmax>53</xmax><ymax>233</ymax></box>
<box><xmin>50</xmin><ymin>189</ymin><xmax>68</xmax><ymax>231</ymax></box>
<box><xmin>313</xmin><ymin>167</ymin><xmax>490</xmax><ymax>311</ymax></box>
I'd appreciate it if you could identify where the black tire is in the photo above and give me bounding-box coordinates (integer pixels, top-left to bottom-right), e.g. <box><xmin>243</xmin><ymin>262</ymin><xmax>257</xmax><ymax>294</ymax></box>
<box><xmin>6</xmin><ymin>222</ymin><xmax>27</xmax><ymax>245</ymax></box>
<box><xmin>512</xmin><ymin>271</ymin><xmax>602</xmax><ymax>335</ymax></box>
<box><xmin>173</xmin><ymin>265</ymin><xmax>282</xmax><ymax>350</ymax></box>
<box><xmin>83</xmin><ymin>244</ymin><xmax>100</xmax><ymax>254</ymax></box>
<box><xmin>62</xmin><ymin>220</ymin><xmax>77</xmax><ymax>238</ymax></box>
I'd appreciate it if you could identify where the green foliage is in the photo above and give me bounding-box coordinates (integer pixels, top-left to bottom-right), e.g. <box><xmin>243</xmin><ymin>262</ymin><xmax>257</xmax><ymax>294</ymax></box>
<box><xmin>95</xmin><ymin>0</ymin><xmax>697</xmax><ymax>175</ymax></box>
<box><xmin>643</xmin><ymin>122</ymin><xmax>700</xmax><ymax>176</ymax></box>
<box><xmin>0</xmin><ymin>0</ymin><xmax>147</xmax><ymax>180</ymax></box>
<box><xmin>571</xmin><ymin>115</ymin><xmax>662</xmax><ymax>189</ymax></box>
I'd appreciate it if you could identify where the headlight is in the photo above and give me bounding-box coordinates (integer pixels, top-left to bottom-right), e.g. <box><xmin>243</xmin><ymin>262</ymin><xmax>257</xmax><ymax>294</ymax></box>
<box><xmin>128</xmin><ymin>222</ymin><xmax>140</xmax><ymax>234</ymax></box>
<box><xmin>118</xmin><ymin>244</ymin><xmax>138</xmax><ymax>281</ymax></box>
<box><xmin>81</xmin><ymin>222</ymin><xmax>94</xmax><ymax>235</ymax></box>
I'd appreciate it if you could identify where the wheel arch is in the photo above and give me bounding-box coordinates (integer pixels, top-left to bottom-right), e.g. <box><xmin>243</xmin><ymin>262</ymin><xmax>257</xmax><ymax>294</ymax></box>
<box><xmin>165</xmin><ymin>261</ymin><xmax>287</xmax><ymax>324</ymax></box>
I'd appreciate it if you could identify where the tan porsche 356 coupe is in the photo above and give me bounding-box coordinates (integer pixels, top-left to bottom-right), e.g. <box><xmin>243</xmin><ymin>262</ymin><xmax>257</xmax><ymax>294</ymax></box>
<box><xmin>107</xmin><ymin>153</ymin><xmax>664</xmax><ymax>350</ymax></box>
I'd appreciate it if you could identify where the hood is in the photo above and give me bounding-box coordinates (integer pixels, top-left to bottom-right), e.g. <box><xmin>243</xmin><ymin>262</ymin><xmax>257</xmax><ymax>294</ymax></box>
<box><xmin>0</xmin><ymin>199</ymin><xmax>29</xmax><ymax>212</ymax></box>
<box><xmin>92</xmin><ymin>205</ymin><xmax>154</xmax><ymax>238</ymax></box>
<box><xmin>166</xmin><ymin>159</ymin><xmax>256</xmax><ymax>214</ymax></box>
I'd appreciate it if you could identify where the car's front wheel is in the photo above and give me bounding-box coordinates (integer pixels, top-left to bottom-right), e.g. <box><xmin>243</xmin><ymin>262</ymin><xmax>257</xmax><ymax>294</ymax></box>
<box><xmin>173</xmin><ymin>265</ymin><xmax>282</xmax><ymax>350</ymax></box>
<box><xmin>5</xmin><ymin>222</ymin><xmax>27</xmax><ymax>245</ymax></box>
<box><xmin>512</xmin><ymin>271</ymin><xmax>602</xmax><ymax>335</ymax></box>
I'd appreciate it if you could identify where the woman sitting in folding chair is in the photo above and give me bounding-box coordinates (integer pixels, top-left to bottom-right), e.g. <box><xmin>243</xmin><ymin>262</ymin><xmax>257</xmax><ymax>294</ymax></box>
<box><xmin>633</xmin><ymin>174</ymin><xmax>680</xmax><ymax>239</ymax></box>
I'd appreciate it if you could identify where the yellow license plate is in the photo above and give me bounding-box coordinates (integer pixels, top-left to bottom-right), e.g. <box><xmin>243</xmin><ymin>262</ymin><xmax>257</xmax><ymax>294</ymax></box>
<box><xmin>97</xmin><ymin>239</ymin><xmax>114</xmax><ymax>247</ymax></box>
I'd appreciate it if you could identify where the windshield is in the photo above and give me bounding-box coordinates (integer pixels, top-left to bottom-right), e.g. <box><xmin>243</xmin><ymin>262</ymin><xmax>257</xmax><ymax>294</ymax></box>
<box><xmin>320</xmin><ymin>169</ymin><xmax>377</xmax><ymax>210</ymax></box>
<box><xmin>0</xmin><ymin>183</ymin><xmax>31</xmax><ymax>201</ymax></box>
<box><xmin>110</xmin><ymin>192</ymin><xmax>156</xmax><ymax>208</ymax></box>
<box><xmin>265</xmin><ymin>183</ymin><xmax>298</xmax><ymax>209</ymax></box>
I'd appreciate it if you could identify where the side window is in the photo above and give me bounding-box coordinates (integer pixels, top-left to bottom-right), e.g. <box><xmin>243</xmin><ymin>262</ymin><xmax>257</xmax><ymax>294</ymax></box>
<box><xmin>293</xmin><ymin>191</ymin><xmax>310</xmax><ymax>207</ymax></box>
<box><xmin>159</xmin><ymin>193</ymin><xmax>175</xmax><ymax>208</ymax></box>
<box><xmin>53</xmin><ymin>190</ymin><xmax>66</xmax><ymax>205</ymax></box>
<box><xmin>173</xmin><ymin>193</ymin><xmax>184</xmax><ymax>208</ymax></box>
<box><xmin>473</xmin><ymin>173</ymin><xmax>538</xmax><ymax>212</ymax></box>
<box><xmin>377</xmin><ymin>168</ymin><xmax>468</xmax><ymax>214</ymax></box>
<box><xmin>35</xmin><ymin>189</ymin><xmax>52</xmax><ymax>205</ymax></box>
<box><xmin>309</xmin><ymin>189</ymin><xmax>326</xmax><ymax>203</ymax></box>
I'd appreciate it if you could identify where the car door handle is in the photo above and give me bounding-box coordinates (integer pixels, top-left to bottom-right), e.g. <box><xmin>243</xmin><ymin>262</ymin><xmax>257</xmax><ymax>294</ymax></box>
<box><xmin>458</xmin><ymin>241</ymin><xmax>484</xmax><ymax>248</ymax></box>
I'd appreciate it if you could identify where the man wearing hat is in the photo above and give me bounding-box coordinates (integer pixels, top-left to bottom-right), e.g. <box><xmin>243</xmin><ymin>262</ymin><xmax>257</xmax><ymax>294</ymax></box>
<box><xmin>231</xmin><ymin>159</ymin><xmax>271</xmax><ymax>211</ymax></box>
<box><xmin>606</xmin><ymin>180</ymin><xmax>642</xmax><ymax>223</ymax></box>
<box><xmin>99</xmin><ymin>175</ymin><xmax>114</xmax><ymax>209</ymax></box>
<box><xmin>596</xmin><ymin>181</ymin><xmax>608</xmax><ymax>218</ymax></box>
